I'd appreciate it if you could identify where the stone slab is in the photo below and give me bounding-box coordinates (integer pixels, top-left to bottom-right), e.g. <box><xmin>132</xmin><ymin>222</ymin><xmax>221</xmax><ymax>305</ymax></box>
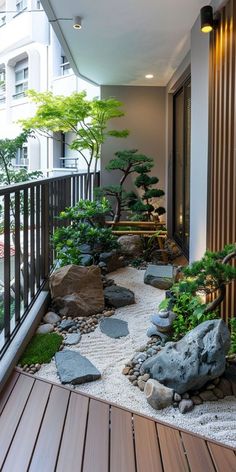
<box><xmin>100</xmin><ymin>318</ymin><xmax>129</xmax><ymax>338</ymax></box>
<box><xmin>64</xmin><ymin>332</ymin><xmax>81</xmax><ymax>345</ymax></box>
<box><xmin>55</xmin><ymin>350</ymin><xmax>101</xmax><ymax>384</ymax></box>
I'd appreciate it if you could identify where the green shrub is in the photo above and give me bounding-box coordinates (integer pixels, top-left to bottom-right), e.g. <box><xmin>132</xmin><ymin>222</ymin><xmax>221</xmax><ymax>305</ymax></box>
<box><xmin>19</xmin><ymin>333</ymin><xmax>63</xmax><ymax>365</ymax></box>
<box><xmin>229</xmin><ymin>318</ymin><xmax>236</xmax><ymax>354</ymax></box>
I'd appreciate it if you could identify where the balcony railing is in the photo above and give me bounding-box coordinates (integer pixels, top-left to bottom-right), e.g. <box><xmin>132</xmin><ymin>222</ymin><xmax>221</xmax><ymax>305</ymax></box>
<box><xmin>0</xmin><ymin>171</ymin><xmax>99</xmax><ymax>359</ymax></box>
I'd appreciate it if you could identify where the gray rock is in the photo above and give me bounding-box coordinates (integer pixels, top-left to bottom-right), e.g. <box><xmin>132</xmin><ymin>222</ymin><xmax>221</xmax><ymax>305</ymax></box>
<box><xmin>133</xmin><ymin>352</ymin><xmax>147</xmax><ymax>363</ymax></box>
<box><xmin>179</xmin><ymin>399</ymin><xmax>194</xmax><ymax>414</ymax></box>
<box><xmin>59</xmin><ymin>320</ymin><xmax>76</xmax><ymax>331</ymax></box>
<box><xmin>55</xmin><ymin>350</ymin><xmax>101</xmax><ymax>384</ymax></box>
<box><xmin>99</xmin><ymin>251</ymin><xmax>124</xmax><ymax>273</ymax></box>
<box><xmin>144</xmin><ymin>265</ymin><xmax>175</xmax><ymax>290</ymax></box>
<box><xmin>80</xmin><ymin>254</ymin><xmax>93</xmax><ymax>266</ymax></box>
<box><xmin>146</xmin><ymin>325</ymin><xmax>168</xmax><ymax>341</ymax></box>
<box><xmin>36</xmin><ymin>323</ymin><xmax>54</xmax><ymax>334</ymax></box>
<box><xmin>43</xmin><ymin>311</ymin><xmax>61</xmax><ymax>324</ymax></box>
<box><xmin>64</xmin><ymin>332</ymin><xmax>81</xmax><ymax>345</ymax></box>
<box><xmin>78</xmin><ymin>244</ymin><xmax>92</xmax><ymax>254</ymax></box>
<box><xmin>142</xmin><ymin>319</ymin><xmax>230</xmax><ymax>394</ymax></box>
<box><xmin>117</xmin><ymin>235</ymin><xmax>143</xmax><ymax>258</ymax></box>
<box><xmin>100</xmin><ymin>318</ymin><xmax>129</xmax><ymax>338</ymax></box>
<box><xmin>174</xmin><ymin>393</ymin><xmax>181</xmax><ymax>402</ymax></box>
<box><xmin>145</xmin><ymin>379</ymin><xmax>174</xmax><ymax>410</ymax></box>
<box><xmin>104</xmin><ymin>285</ymin><xmax>135</xmax><ymax>308</ymax></box>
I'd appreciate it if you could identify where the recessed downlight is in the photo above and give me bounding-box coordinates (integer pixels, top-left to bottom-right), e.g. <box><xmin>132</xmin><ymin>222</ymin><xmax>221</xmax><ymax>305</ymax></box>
<box><xmin>145</xmin><ymin>74</ymin><xmax>154</xmax><ymax>79</ymax></box>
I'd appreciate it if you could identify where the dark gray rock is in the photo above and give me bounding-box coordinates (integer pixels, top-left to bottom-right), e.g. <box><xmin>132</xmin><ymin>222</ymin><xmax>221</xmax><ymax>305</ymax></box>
<box><xmin>80</xmin><ymin>254</ymin><xmax>93</xmax><ymax>266</ymax></box>
<box><xmin>142</xmin><ymin>319</ymin><xmax>230</xmax><ymax>394</ymax></box>
<box><xmin>147</xmin><ymin>325</ymin><xmax>168</xmax><ymax>341</ymax></box>
<box><xmin>144</xmin><ymin>265</ymin><xmax>175</xmax><ymax>290</ymax></box>
<box><xmin>99</xmin><ymin>251</ymin><xmax>124</xmax><ymax>273</ymax></box>
<box><xmin>64</xmin><ymin>332</ymin><xmax>81</xmax><ymax>345</ymax></box>
<box><xmin>59</xmin><ymin>320</ymin><xmax>76</xmax><ymax>331</ymax></box>
<box><xmin>100</xmin><ymin>318</ymin><xmax>129</xmax><ymax>338</ymax></box>
<box><xmin>78</xmin><ymin>244</ymin><xmax>92</xmax><ymax>254</ymax></box>
<box><xmin>179</xmin><ymin>399</ymin><xmax>194</xmax><ymax>414</ymax></box>
<box><xmin>104</xmin><ymin>285</ymin><xmax>135</xmax><ymax>308</ymax></box>
<box><xmin>55</xmin><ymin>350</ymin><xmax>101</xmax><ymax>384</ymax></box>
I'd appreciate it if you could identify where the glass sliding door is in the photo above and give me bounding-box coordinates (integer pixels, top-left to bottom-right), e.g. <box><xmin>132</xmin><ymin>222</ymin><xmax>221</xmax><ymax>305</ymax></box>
<box><xmin>173</xmin><ymin>77</ymin><xmax>191</xmax><ymax>256</ymax></box>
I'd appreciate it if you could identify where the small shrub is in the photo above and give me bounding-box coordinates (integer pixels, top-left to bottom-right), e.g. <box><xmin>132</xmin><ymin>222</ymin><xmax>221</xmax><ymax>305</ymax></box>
<box><xmin>229</xmin><ymin>318</ymin><xmax>236</xmax><ymax>354</ymax></box>
<box><xmin>19</xmin><ymin>333</ymin><xmax>63</xmax><ymax>365</ymax></box>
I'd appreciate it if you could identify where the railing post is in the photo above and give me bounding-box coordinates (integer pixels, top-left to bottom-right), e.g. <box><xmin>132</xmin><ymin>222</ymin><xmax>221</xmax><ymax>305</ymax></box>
<box><xmin>4</xmin><ymin>194</ymin><xmax>11</xmax><ymax>341</ymax></box>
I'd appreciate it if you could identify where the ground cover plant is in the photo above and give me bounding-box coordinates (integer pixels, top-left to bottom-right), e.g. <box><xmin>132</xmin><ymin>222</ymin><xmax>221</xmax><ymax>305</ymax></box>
<box><xmin>159</xmin><ymin>244</ymin><xmax>236</xmax><ymax>340</ymax></box>
<box><xmin>52</xmin><ymin>198</ymin><xmax>118</xmax><ymax>267</ymax></box>
<box><xmin>19</xmin><ymin>333</ymin><xmax>63</xmax><ymax>365</ymax></box>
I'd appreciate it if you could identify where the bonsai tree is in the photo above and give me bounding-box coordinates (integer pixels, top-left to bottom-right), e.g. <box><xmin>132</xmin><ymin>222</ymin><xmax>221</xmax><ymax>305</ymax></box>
<box><xmin>20</xmin><ymin>90</ymin><xmax>129</xmax><ymax>198</ymax></box>
<box><xmin>128</xmin><ymin>164</ymin><xmax>165</xmax><ymax>221</ymax></box>
<box><xmin>98</xmin><ymin>149</ymin><xmax>155</xmax><ymax>222</ymax></box>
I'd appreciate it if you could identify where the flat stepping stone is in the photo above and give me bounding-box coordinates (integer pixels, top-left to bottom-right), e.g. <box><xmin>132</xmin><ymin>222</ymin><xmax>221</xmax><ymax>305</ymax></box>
<box><xmin>55</xmin><ymin>350</ymin><xmax>101</xmax><ymax>384</ymax></box>
<box><xmin>104</xmin><ymin>285</ymin><xmax>135</xmax><ymax>308</ymax></box>
<box><xmin>144</xmin><ymin>265</ymin><xmax>175</xmax><ymax>290</ymax></box>
<box><xmin>64</xmin><ymin>332</ymin><xmax>81</xmax><ymax>345</ymax></box>
<box><xmin>100</xmin><ymin>318</ymin><xmax>129</xmax><ymax>338</ymax></box>
<box><xmin>59</xmin><ymin>320</ymin><xmax>76</xmax><ymax>331</ymax></box>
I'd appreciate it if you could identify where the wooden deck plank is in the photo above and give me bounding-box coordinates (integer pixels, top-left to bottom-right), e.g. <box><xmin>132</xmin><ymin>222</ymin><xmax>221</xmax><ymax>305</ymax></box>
<box><xmin>208</xmin><ymin>442</ymin><xmax>236</xmax><ymax>472</ymax></box>
<box><xmin>56</xmin><ymin>392</ymin><xmax>89</xmax><ymax>472</ymax></box>
<box><xmin>110</xmin><ymin>406</ymin><xmax>136</xmax><ymax>472</ymax></box>
<box><xmin>133</xmin><ymin>414</ymin><xmax>163</xmax><ymax>472</ymax></box>
<box><xmin>83</xmin><ymin>399</ymin><xmax>110</xmax><ymax>472</ymax></box>
<box><xmin>28</xmin><ymin>385</ymin><xmax>70</xmax><ymax>472</ymax></box>
<box><xmin>181</xmin><ymin>432</ymin><xmax>215</xmax><ymax>472</ymax></box>
<box><xmin>2</xmin><ymin>380</ymin><xmax>51</xmax><ymax>472</ymax></box>
<box><xmin>0</xmin><ymin>374</ymin><xmax>34</xmax><ymax>468</ymax></box>
<box><xmin>0</xmin><ymin>371</ymin><xmax>20</xmax><ymax>415</ymax></box>
<box><xmin>157</xmin><ymin>424</ymin><xmax>189</xmax><ymax>472</ymax></box>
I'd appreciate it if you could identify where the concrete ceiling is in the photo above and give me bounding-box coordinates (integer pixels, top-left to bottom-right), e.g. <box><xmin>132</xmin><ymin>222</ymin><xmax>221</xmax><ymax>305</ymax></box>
<box><xmin>41</xmin><ymin>0</ymin><xmax>208</xmax><ymax>86</ymax></box>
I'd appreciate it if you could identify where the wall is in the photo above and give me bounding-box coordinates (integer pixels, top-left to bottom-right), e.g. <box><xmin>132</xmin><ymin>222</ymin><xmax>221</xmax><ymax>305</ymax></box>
<box><xmin>101</xmin><ymin>85</ymin><xmax>166</xmax><ymax>210</ymax></box>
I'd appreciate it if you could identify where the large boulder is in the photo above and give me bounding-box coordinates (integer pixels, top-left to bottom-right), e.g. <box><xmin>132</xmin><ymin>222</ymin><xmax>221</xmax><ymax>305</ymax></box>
<box><xmin>50</xmin><ymin>265</ymin><xmax>104</xmax><ymax>317</ymax></box>
<box><xmin>144</xmin><ymin>265</ymin><xmax>176</xmax><ymax>290</ymax></box>
<box><xmin>117</xmin><ymin>235</ymin><xmax>143</xmax><ymax>258</ymax></box>
<box><xmin>142</xmin><ymin>319</ymin><xmax>230</xmax><ymax>394</ymax></box>
<box><xmin>104</xmin><ymin>285</ymin><xmax>135</xmax><ymax>308</ymax></box>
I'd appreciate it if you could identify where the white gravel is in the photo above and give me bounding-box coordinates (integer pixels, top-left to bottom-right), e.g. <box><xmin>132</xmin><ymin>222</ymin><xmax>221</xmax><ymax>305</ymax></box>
<box><xmin>39</xmin><ymin>267</ymin><xmax>236</xmax><ymax>448</ymax></box>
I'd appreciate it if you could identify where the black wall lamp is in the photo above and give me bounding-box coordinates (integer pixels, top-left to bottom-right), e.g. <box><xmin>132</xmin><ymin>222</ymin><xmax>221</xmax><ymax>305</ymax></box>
<box><xmin>200</xmin><ymin>5</ymin><xmax>218</xmax><ymax>33</ymax></box>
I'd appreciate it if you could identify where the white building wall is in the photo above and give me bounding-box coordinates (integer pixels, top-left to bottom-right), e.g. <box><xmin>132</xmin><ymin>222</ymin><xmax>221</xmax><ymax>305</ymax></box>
<box><xmin>0</xmin><ymin>1</ymin><xmax>100</xmax><ymax>174</ymax></box>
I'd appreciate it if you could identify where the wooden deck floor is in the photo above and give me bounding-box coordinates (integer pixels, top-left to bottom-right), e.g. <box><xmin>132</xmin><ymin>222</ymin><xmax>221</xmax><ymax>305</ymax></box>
<box><xmin>0</xmin><ymin>371</ymin><xmax>235</xmax><ymax>472</ymax></box>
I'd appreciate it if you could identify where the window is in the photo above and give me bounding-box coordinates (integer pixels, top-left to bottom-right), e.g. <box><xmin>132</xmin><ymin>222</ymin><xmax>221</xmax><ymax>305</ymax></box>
<box><xmin>60</xmin><ymin>56</ymin><xmax>72</xmax><ymax>76</ymax></box>
<box><xmin>0</xmin><ymin>67</ymin><xmax>6</xmax><ymax>103</ymax></box>
<box><xmin>16</xmin><ymin>0</ymin><xmax>27</xmax><ymax>13</ymax></box>
<box><xmin>0</xmin><ymin>1</ymin><xmax>6</xmax><ymax>26</ymax></box>
<box><xmin>14</xmin><ymin>59</ymin><xmax>28</xmax><ymax>98</ymax></box>
<box><xmin>15</xmin><ymin>146</ymin><xmax>28</xmax><ymax>167</ymax></box>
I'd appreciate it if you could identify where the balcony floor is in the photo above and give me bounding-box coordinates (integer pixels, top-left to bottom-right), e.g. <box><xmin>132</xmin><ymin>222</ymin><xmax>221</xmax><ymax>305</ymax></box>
<box><xmin>0</xmin><ymin>370</ymin><xmax>235</xmax><ymax>472</ymax></box>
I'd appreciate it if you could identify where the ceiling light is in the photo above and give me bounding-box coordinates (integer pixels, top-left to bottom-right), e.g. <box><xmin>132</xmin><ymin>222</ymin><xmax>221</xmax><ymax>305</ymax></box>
<box><xmin>145</xmin><ymin>74</ymin><xmax>154</xmax><ymax>79</ymax></box>
<box><xmin>73</xmin><ymin>16</ymin><xmax>82</xmax><ymax>29</ymax></box>
<box><xmin>200</xmin><ymin>5</ymin><xmax>213</xmax><ymax>33</ymax></box>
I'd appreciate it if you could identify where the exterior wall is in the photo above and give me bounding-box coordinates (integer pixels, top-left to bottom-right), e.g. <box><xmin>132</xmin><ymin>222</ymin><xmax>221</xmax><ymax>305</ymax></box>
<box><xmin>0</xmin><ymin>1</ymin><xmax>99</xmax><ymax>173</ymax></box>
<box><xmin>100</xmin><ymin>85</ymin><xmax>166</xmax><ymax>211</ymax></box>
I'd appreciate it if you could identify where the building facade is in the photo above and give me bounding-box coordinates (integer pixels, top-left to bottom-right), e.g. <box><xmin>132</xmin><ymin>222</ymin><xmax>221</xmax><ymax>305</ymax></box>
<box><xmin>0</xmin><ymin>0</ymin><xmax>99</xmax><ymax>173</ymax></box>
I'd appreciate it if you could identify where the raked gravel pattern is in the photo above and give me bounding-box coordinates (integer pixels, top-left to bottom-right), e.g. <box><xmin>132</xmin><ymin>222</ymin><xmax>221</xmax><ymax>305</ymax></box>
<box><xmin>38</xmin><ymin>267</ymin><xmax>236</xmax><ymax>448</ymax></box>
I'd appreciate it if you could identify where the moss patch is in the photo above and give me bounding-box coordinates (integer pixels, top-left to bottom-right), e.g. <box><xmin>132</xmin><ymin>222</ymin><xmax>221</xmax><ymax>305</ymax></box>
<box><xmin>20</xmin><ymin>333</ymin><xmax>63</xmax><ymax>365</ymax></box>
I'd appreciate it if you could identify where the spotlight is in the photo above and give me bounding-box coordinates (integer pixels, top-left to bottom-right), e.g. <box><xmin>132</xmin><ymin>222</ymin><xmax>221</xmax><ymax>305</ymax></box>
<box><xmin>200</xmin><ymin>5</ymin><xmax>213</xmax><ymax>33</ymax></box>
<box><xmin>73</xmin><ymin>16</ymin><xmax>82</xmax><ymax>29</ymax></box>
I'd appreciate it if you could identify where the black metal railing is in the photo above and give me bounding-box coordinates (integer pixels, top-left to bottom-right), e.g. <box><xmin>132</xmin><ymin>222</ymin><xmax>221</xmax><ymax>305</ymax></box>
<box><xmin>0</xmin><ymin>171</ymin><xmax>99</xmax><ymax>358</ymax></box>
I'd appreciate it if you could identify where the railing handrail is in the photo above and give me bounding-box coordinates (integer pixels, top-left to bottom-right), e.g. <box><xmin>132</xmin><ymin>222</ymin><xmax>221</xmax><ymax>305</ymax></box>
<box><xmin>0</xmin><ymin>172</ymin><xmax>92</xmax><ymax>196</ymax></box>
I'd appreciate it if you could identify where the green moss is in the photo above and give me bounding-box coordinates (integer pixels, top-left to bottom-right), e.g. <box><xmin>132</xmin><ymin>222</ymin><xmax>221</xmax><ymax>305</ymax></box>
<box><xmin>20</xmin><ymin>333</ymin><xmax>63</xmax><ymax>365</ymax></box>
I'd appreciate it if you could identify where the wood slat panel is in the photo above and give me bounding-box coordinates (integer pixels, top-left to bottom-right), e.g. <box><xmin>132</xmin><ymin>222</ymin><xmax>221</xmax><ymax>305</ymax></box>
<box><xmin>83</xmin><ymin>399</ymin><xmax>109</xmax><ymax>472</ymax></box>
<box><xmin>2</xmin><ymin>380</ymin><xmax>51</xmax><ymax>472</ymax></box>
<box><xmin>181</xmin><ymin>432</ymin><xmax>215</xmax><ymax>472</ymax></box>
<box><xmin>208</xmin><ymin>442</ymin><xmax>236</xmax><ymax>471</ymax></box>
<box><xmin>208</xmin><ymin>0</ymin><xmax>236</xmax><ymax>320</ymax></box>
<box><xmin>133</xmin><ymin>414</ymin><xmax>163</xmax><ymax>472</ymax></box>
<box><xmin>0</xmin><ymin>375</ymin><xmax>34</xmax><ymax>468</ymax></box>
<box><xmin>0</xmin><ymin>371</ymin><xmax>20</xmax><ymax>415</ymax></box>
<box><xmin>156</xmin><ymin>424</ymin><xmax>189</xmax><ymax>472</ymax></box>
<box><xmin>110</xmin><ymin>406</ymin><xmax>136</xmax><ymax>472</ymax></box>
<box><xmin>28</xmin><ymin>385</ymin><xmax>69</xmax><ymax>472</ymax></box>
<box><xmin>56</xmin><ymin>393</ymin><xmax>89</xmax><ymax>472</ymax></box>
